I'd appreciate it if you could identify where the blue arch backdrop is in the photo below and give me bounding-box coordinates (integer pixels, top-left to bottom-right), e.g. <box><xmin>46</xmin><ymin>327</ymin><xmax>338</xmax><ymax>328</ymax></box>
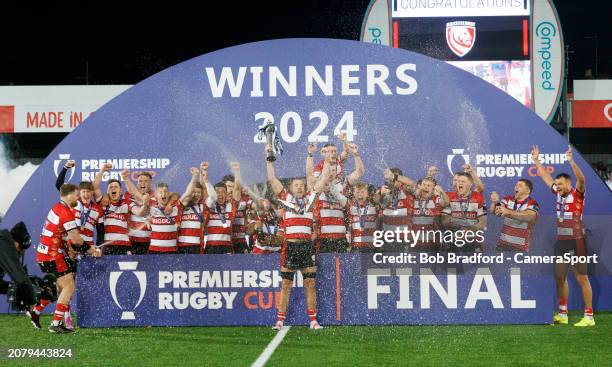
<box><xmin>2</xmin><ymin>39</ymin><xmax>611</xmax><ymax>316</ymax></box>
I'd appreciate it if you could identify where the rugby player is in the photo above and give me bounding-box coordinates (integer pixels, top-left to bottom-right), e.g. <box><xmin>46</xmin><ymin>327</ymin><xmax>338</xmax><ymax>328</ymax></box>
<box><xmin>348</xmin><ymin>182</ymin><xmax>381</xmax><ymax>252</ymax></box>
<box><xmin>93</xmin><ymin>163</ymin><xmax>144</xmax><ymax>255</ymax></box>
<box><xmin>310</xmin><ymin>132</ymin><xmax>351</xmax><ymax>182</ymax></box>
<box><xmin>266</xmin><ymin>144</ymin><xmax>322</xmax><ymax>330</ymax></box>
<box><xmin>532</xmin><ymin>145</ymin><xmax>594</xmax><ymax>327</ymax></box>
<box><xmin>202</xmin><ymin>162</ymin><xmax>242</xmax><ymax>254</ymax></box>
<box><xmin>222</xmin><ymin>174</ymin><xmax>253</xmax><ymax>254</ymax></box>
<box><xmin>490</xmin><ymin>179</ymin><xmax>539</xmax><ymax>252</ymax></box>
<box><xmin>125</xmin><ymin>172</ymin><xmax>154</xmax><ymax>255</ymax></box>
<box><xmin>35</xmin><ymin>184</ymin><xmax>102</xmax><ymax>333</ymax></box>
<box><xmin>310</xmin><ymin>142</ymin><xmax>363</xmax><ymax>253</ymax></box>
<box><xmin>441</xmin><ymin>172</ymin><xmax>487</xmax><ymax>252</ymax></box>
<box><xmin>410</xmin><ymin>175</ymin><xmax>449</xmax><ymax>251</ymax></box>
<box><xmin>378</xmin><ymin>168</ymin><xmax>416</xmax><ymax>252</ymax></box>
<box><xmin>133</xmin><ymin>167</ymin><xmax>200</xmax><ymax>254</ymax></box>
<box><xmin>177</xmin><ymin>179</ymin><xmax>206</xmax><ymax>254</ymax></box>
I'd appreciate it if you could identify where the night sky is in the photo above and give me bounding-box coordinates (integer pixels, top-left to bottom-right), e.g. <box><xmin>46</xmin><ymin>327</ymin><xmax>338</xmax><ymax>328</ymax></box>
<box><xmin>1</xmin><ymin>1</ymin><xmax>609</xmax><ymax>85</ymax></box>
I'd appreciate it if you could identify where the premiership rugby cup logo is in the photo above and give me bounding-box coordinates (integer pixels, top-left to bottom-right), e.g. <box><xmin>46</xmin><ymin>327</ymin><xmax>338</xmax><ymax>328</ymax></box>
<box><xmin>446</xmin><ymin>21</ymin><xmax>476</xmax><ymax>58</ymax></box>
<box><xmin>109</xmin><ymin>261</ymin><xmax>147</xmax><ymax>320</ymax></box>
<box><xmin>447</xmin><ymin>148</ymin><xmax>470</xmax><ymax>174</ymax></box>
<box><xmin>53</xmin><ymin>154</ymin><xmax>75</xmax><ymax>180</ymax></box>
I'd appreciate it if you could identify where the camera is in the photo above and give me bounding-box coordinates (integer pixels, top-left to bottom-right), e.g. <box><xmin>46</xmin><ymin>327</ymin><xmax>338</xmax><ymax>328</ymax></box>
<box><xmin>6</xmin><ymin>273</ymin><xmax>57</xmax><ymax>311</ymax></box>
<box><xmin>20</xmin><ymin>234</ymin><xmax>32</xmax><ymax>250</ymax></box>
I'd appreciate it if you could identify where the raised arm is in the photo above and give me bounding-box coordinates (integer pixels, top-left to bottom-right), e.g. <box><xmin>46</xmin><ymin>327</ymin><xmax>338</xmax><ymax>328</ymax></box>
<box><xmin>463</xmin><ymin>164</ymin><xmax>484</xmax><ymax>193</ymax></box>
<box><xmin>230</xmin><ymin>162</ymin><xmax>242</xmax><ymax>202</ymax></box>
<box><xmin>435</xmin><ymin>185</ymin><xmax>450</xmax><ymax>208</ymax></box>
<box><xmin>306</xmin><ymin>143</ymin><xmax>317</xmax><ymax>191</ymax></box>
<box><xmin>93</xmin><ymin>162</ymin><xmax>112</xmax><ymax>202</ymax></box>
<box><xmin>200</xmin><ymin>161</ymin><xmax>217</xmax><ymax>208</ymax></box>
<box><xmin>266</xmin><ymin>145</ymin><xmax>284</xmax><ymax>195</ymax></box>
<box><xmin>346</xmin><ymin>143</ymin><xmax>365</xmax><ymax>185</ymax></box>
<box><xmin>338</xmin><ymin>132</ymin><xmax>349</xmax><ymax>163</ymax></box>
<box><xmin>531</xmin><ymin>145</ymin><xmax>555</xmax><ymax>188</ymax></box>
<box><xmin>489</xmin><ymin>191</ymin><xmax>501</xmax><ymax>214</ymax></box>
<box><xmin>313</xmin><ymin>162</ymin><xmax>333</xmax><ymax>193</ymax></box>
<box><xmin>384</xmin><ymin>168</ymin><xmax>416</xmax><ymax>190</ymax></box>
<box><xmin>180</xmin><ymin>167</ymin><xmax>200</xmax><ymax>206</ymax></box>
<box><xmin>55</xmin><ymin>167</ymin><xmax>67</xmax><ymax>191</ymax></box>
<box><xmin>566</xmin><ymin>145</ymin><xmax>585</xmax><ymax>193</ymax></box>
<box><xmin>120</xmin><ymin>169</ymin><xmax>143</xmax><ymax>203</ymax></box>
<box><xmin>55</xmin><ymin>160</ymin><xmax>75</xmax><ymax>191</ymax></box>
<box><xmin>396</xmin><ymin>174</ymin><xmax>415</xmax><ymax>189</ymax></box>
<box><xmin>131</xmin><ymin>193</ymin><xmax>151</xmax><ymax>217</ymax></box>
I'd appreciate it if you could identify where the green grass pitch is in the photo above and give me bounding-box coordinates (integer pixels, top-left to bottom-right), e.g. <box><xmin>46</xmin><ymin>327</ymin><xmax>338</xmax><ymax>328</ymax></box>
<box><xmin>0</xmin><ymin>312</ymin><xmax>610</xmax><ymax>366</ymax></box>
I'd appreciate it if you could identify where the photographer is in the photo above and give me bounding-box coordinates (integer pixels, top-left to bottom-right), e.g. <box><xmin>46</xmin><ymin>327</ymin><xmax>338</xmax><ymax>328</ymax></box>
<box><xmin>0</xmin><ymin>222</ymin><xmax>46</xmax><ymax>328</ymax></box>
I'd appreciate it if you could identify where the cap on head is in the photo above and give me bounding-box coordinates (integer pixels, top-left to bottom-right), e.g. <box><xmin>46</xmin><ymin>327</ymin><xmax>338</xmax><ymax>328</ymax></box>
<box><xmin>10</xmin><ymin>221</ymin><xmax>31</xmax><ymax>249</ymax></box>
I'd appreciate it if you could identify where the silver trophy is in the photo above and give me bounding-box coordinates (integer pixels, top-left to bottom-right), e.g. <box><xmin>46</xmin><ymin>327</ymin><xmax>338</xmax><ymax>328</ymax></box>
<box><xmin>258</xmin><ymin>118</ymin><xmax>283</xmax><ymax>162</ymax></box>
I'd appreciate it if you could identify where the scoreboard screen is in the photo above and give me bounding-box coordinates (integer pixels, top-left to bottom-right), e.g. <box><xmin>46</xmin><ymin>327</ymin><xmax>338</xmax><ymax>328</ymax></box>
<box><xmin>392</xmin><ymin>0</ymin><xmax>532</xmax><ymax>106</ymax></box>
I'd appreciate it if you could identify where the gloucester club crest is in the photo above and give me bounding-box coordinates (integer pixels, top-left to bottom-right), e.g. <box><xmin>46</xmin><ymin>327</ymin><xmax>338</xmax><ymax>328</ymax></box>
<box><xmin>446</xmin><ymin>21</ymin><xmax>476</xmax><ymax>57</ymax></box>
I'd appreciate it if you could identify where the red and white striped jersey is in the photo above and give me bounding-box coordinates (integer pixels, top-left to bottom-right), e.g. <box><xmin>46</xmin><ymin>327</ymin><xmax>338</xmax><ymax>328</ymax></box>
<box><xmin>498</xmin><ymin>195</ymin><xmax>539</xmax><ymax>251</ymax></box>
<box><xmin>125</xmin><ymin>191</ymin><xmax>153</xmax><ymax>243</ymax></box>
<box><xmin>232</xmin><ymin>195</ymin><xmax>252</xmax><ymax>243</ymax></box>
<box><xmin>442</xmin><ymin>190</ymin><xmax>486</xmax><ymax>229</ymax></box>
<box><xmin>178</xmin><ymin>203</ymin><xmax>205</xmax><ymax>248</ymax></box>
<box><xmin>205</xmin><ymin>200</ymin><xmax>238</xmax><ymax>248</ymax></box>
<box><xmin>313</xmin><ymin>159</ymin><xmax>344</xmax><ymax>179</ymax></box>
<box><xmin>348</xmin><ymin>200</ymin><xmax>379</xmax><ymax>248</ymax></box>
<box><xmin>382</xmin><ymin>188</ymin><xmax>414</xmax><ymax>232</ymax></box>
<box><xmin>149</xmin><ymin>202</ymin><xmax>181</xmax><ymax>252</ymax></box>
<box><xmin>102</xmin><ymin>198</ymin><xmax>131</xmax><ymax>247</ymax></box>
<box><xmin>552</xmin><ymin>185</ymin><xmax>585</xmax><ymax>240</ymax></box>
<box><xmin>411</xmin><ymin>194</ymin><xmax>442</xmax><ymax>246</ymax></box>
<box><xmin>277</xmin><ymin>189</ymin><xmax>315</xmax><ymax>241</ymax></box>
<box><xmin>313</xmin><ymin>192</ymin><xmax>348</xmax><ymax>239</ymax></box>
<box><xmin>73</xmin><ymin>200</ymin><xmax>103</xmax><ymax>245</ymax></box>
<box><xmin>37</xmin><ymin>202</ymin><xmax>78</xmax><ymax>262</ymax></box>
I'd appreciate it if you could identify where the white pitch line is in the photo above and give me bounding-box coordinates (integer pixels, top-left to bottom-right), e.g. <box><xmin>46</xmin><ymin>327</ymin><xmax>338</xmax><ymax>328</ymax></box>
<box><xmin>251</xmin><ymin>326</ymin><xmax>291</xmax><ymax>367</ymax></box>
